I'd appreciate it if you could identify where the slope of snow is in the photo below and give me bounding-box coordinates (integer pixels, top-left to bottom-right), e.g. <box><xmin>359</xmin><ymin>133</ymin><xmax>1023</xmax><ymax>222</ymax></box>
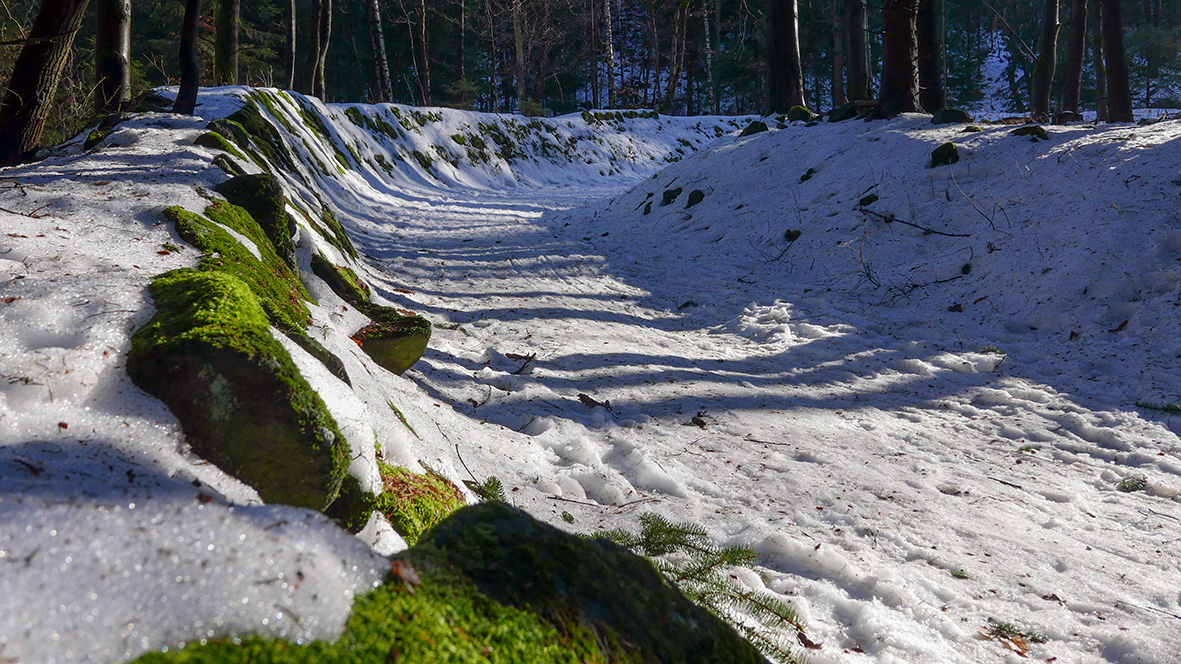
<box><xmin>2</xmin><ymin>87</ymin><xmax>1180</xmax><ymax>664</ymax></box>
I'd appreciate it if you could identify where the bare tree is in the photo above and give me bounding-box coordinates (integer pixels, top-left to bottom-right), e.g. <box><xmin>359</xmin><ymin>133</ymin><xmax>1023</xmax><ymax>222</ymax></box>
<box><xmin>1101</xmin><ymin>0</ymin><xmax>1131</xmax><ymax>121</ymax></box>
<box><xmin>1061</xmin><ymin>0</ymin><xmax>1086</xmax><ymax>118</ymax></box>
<box><xmin>366</xmin><ymin>0</ymin><xmax>393</xmax><ymax>102</ymax></box>
<box><xmin>173</xmin><ymin>0</ymin><xmax>202</xmax><ymax>114</ymax></box>
<box><xmin>95</xmin><ymin>0</ymin><xmax>131</xmax><ymax>113</ymax></box>
<box><xmin>830</xmin><ymin>0</ymin><xmax>846</xmax><ymax>107</ymax></box>
<box><xmin>879</xmin><ymin>0</ymin><xmax>922</xmax><ymax>115</ymax></box>
<box><xmin>767</xmin><ymin>0</ymin><xmax>804</xmax><ymax>112</ymax></box>
<box><xmin>214</xmin><ymin>0</ymin><xmax>240</xmax><ymax>85</ymax></box>
<box><xmin>1031</xmin><ymin>0</ymin><xmax>1058</xmax><ymax>121</ymax></box>
<box><xmin>284</xmin><ymin>0</ymin><xmax>297</xmax><ymax>90</ymax></box>
<box><xmin>0</xmin><ymin>0</ymin><xmax>92</xmax><ymax>163</ymax></box>
<box><xmin>1089</xmin><ymin>0</ymin><xmax>1107</xmax><ymax>120</ymax></box>
<box><xmin>604</xmin><ymin>0</ymin><xmax>616</xmax><ymax>107</ymax></box>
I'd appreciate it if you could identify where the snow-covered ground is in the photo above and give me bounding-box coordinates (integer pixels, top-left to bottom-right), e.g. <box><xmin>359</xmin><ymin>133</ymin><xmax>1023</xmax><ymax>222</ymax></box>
<box><xmin>2</xmin><ymin>88</ymin><xmax>1180</xmax><ymax>663</ymax></box>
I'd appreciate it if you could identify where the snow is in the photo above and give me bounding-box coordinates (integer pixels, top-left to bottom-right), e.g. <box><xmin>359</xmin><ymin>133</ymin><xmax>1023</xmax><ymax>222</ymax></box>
<box><xmin>3</xmin><ymin>88</ymin><xmax>1181</xmax><ymax>663</ymax></box>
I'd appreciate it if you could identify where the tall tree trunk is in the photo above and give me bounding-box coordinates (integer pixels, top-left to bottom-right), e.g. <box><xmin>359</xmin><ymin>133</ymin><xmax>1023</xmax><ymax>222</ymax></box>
<box><xmin>1101</xmin><ymin>0</ymin><xmax>1131</xmax><ymax>121</ymax></box>
<box><xmin>916</xmin><ymin>0</ymin><xmax>944</xmax><ymax>111</ymax></box>
<box><xmin>767</xmin><ymin>0</ymin><xmax>805</xmax><ymax>112</ymax></box>
<box><xmin>173</xmin><ymin>0</ymin><xmax>202</xmax><ymax>114</ymax></box>
<box><xmin>662</xmin><ymin>0</ymin><xmax>690</xmax><ymax>112</ymax></box>
<box><xmin>0</xmin><ymin>0</ymin><xmax>91</xmax><ymax>163</ymax></box>
<box><xmin>604</xmin><ymin>0</ymin><xmax>616</xmax><ymax>107</ymax></box>
<box><xmin>455</xmin><ymin>0</ymin><xmax>466</xmax><ymax>82</ymax></box>
<box><xmin>1089</xmin><ymin>0</ymin><xmax>1106</xmax><ymax>119</ymax></box>
<box><xmin>214</xmin><ymin>0</ymin><xmax>240</xmax><ymax>85</ymax></box>
<box><xmin>302</xmin><ymin>0</ymin><xmax>323</xmax><ymax>94</ymax></box>
<box><xmin>1031</xmin><ymin>0</ymin><xmax>1058</xmax><ymax>121</ymax></box>
<box><xmin>366</xmin><ymin>0</ymin><xmax>392</xmax><ymax>102</ymax></box>
<box><xmin>284</xmin><ymin>0</ymin><xmax>297</xmax><ymax>90</ymax></box>
<box><xmin>845</xmin><ymin>0</ymin><xmax>870</xmax><ymax>100</ymax></box>
<box><xmin>831</xmin><ymin>0</ymin><xmax>847</xmax><ymax>107</ymax></box>
<box><xmin>879</xmin><ymin>0</ymin><xmax>922</xmax><ymax>115</ymax></box>
<box><xmin>314</xmin><ymin>0</ymin><xmax>332</xmax><ymax>99</ymax></box>
<box><xmin>1061</xmin><ymin>0</ymin><xmax>1086</xmax><ymax>117</ymax></box>
<box><xmin>95</xmin><ymin>0</ymin><xmax>131</xmax><ymax>113</ymax></box>
<box><xmin>704</xmin><ymin>0</ymin><xmax>717</xmax><ymax>113</ymax></box>
<box><xmin>513</xmin><ymin>0</ymin><xmax>525</xmax><ymax>108</ymax></box>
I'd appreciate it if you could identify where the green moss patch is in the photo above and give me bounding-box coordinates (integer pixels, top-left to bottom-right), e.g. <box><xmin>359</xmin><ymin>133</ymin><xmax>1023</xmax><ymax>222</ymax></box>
<box><xmin>213</xmin><ymin>174</ymin><xmax>297</xmax><ymax>267</ymax></box>
<box><xmin>312</xmin><ymin>206</ymin><xmax>358</xmax><ymax>260</ymax></box>
<box><xmin>224</xmin><ymin>101</ymin><xmax>299</xmax><ymax>173</ymax></box>
<box><xmin>828</xmin><ymin>102</ymin><xmax>860</xmax><ymax>123</ymax></box>
<box><xmin>311</xmin><ymin>253</ymin><xmax>370</xmax><ymax>304</ymax></box>
<box><xmin>211</xmin><ymin>154</ymin><xmax>247</xmax><ymax>177</ymax></box>
<box><xmin>1012</xmin><ymin>124</ymin><xmax>1050</xmax><ymax>141</ymax></box>
<box><xmin>374</xmin><ymin>463</ymin><xmax>467</xmax><ymax>544</ymax></box>
<box><xmin>787</xmin><ymin>105</ymin><xmax>813</xmax><ymax>122</ymax></box>
<box><xmin>739</xmin><ymin>120</ymin><xmax>768</xmax><ymax>137</ymax></box>
<box><xmin>194</xmin><ymin>131</ymin><xmax>250</xmax><ymax>164</ymax></box>
<box><xmin>163</xmin><ymin>203</ymin><xmax>311</xmax><ymax>332</ymax></box>
<box><xmin>930</xmin><ymin>142</ymin><xmax>960</xmax><ymax>168</ymax></box>
<box><xmin>353</xmin><ymin>303</ymin><xmax>431</xmax><ymax>375</ymax></box>
<box><xmin>931</xmin><ymin>108</ymin><xmax>974</xmax><ymax>124</ymax></box>
<box><xmin>127</xmin><ymin>270</ymin><xmax>348</xmax><ymax>511</ymax></box>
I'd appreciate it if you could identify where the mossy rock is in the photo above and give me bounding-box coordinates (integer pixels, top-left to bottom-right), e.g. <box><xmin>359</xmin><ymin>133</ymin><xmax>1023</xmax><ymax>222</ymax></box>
<box><xmin>1012</xmin><ymin>124</ymin><xmax>1050</xmax><ymax>141</ymax></box>
<box><xmin>214</xmin><ymin>174</ymin><xmax>297</xmax><ymax>268</ymax></box>
<box><xmin>662</xmin><ymin>187</ymin><xmax>683</xmax><ymax>206</ymax></box>
<box><xmin>225</xmin><ymin>102</ymin><xmax>299</xmax><ymax>172</ymax></box>
<box><xmin>288</xmin><ymin>331</ymin><xmax>350</xmax><ymax>386</ymax></box>
<box><xmin>353</xmin><ymin>303</ymin><xmax>431</xmax><ymax>375</ymax></box>
<box><xmin>211</xmin><ymin>153</ymin><xmax>248</xmax><ymax>177</ymax></box>
<box><xmin>127</xmin><ymin>270</ymin><xmax>348</xmax><ymax>511</ymax></box>
<box><xmin>828</xmin><ymin>102</ymin><xmax>860</xmax><ymax>122</ymax></box>
<box><xmin>962</xmin><ymin>125</ymin><xmax>984</xmax><ymax>133</ymax></box>
<box><xmin>739</xmin><ymin>120</ymin><xmax>768</xmax><ymax>137</ymax></box>
<box><xmin>162</xmin><ymin>203</ymin><xmax>311</xmax><ymax>332</ymax></box>
<box><xmin>194</xmin><ymin>130</ymin><xmax>250</xmax><ymax>163</ymax></box>
<box><xmin>787</xmin><ymin>105</ymin><xmax>813</xmax><ymax>122</ymax></box>
<box><xmin>83</xmin><ymin>113</ymin><xmax>128</xmax><ymax>150</ymax></box>
<box><xmin>373</xmin><ymin>463</ymin><xmax>467</xmax><ymax>544</ymax></box>
<box><xmin>686</xmin><ymin>189</ymin><xmax>705</xmax><ymax>208</ymax></box>
<box><xmin>310</xmin><ymin>253</ymin><xmax>370</xmax><ymax>304</ymax></box>
<box><xmin>930</xmin><ymin>142</ymin><xmax>960</xmax><ymax>167</ymax></box>
<box><xmin>313</xmin><ymin>206</ymin><xmax>358</xmax><ymax>260</ymax></box>
<box><xmin>931</xmin><ymin>108</ymin><xmax>974</xmax><ymax>124</ymax></box>
<box><xmin>642</xmin><ymin>201</ymin><xmax>653</xmax><ymax>215</ymax></box>
<box><xmin>412</xmin><ymin>502</ymin><xmax>770</xmax><ymax>664</ymax></box>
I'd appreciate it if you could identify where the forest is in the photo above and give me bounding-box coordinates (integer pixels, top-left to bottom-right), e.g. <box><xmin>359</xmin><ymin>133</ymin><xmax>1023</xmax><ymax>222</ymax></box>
<box><xmin>1</xmin><ymin>0</ymin><xmax>1179</xmax><ymax>161</ymax></box>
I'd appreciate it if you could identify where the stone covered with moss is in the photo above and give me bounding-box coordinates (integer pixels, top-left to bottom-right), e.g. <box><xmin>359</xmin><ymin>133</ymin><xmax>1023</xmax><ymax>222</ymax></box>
<box><xmin>739</xmin><ymin>120</ymin><xmax>768</xmax><ymax>137</ymax></box>
<box><xmin>127</xmin><ymin>270</ymin><xmax>349</xmax><ymax>511</ymax></box>
<box><xmin>373</xmin><ymin>462</ymin><xmax>467</xmax><ymax>544</ymax></box>
<box><xmin>311</xmin><ymin>253</ymin><xmax>370</xmax><ymax>304</ymax></box>
<box><xmin>132</xmin><ymin>503</ymin><xmax>768</xmax><ymax>664</ymax></box>
<box><xmin>353</xmin><ymin>303</ymin><xmax>432</xmax><ymax>375</ymax></box>
<box><xmin>787</xmin><ymin>105</ymin><xmax>813</xmax><ymax>122</ymax></box>
<box><xmin>930</xmin><ymin>142</ymin><xmax>960</xmax><ymax>167</ymax></box>
<box><xmin>214</xmin><ymin>174</ymin><xmax>298</xmax><ymax>267</ymax></box>
<box><xmin>1012</xmin><ymin>124</ymin><xmax>1050</xmax><ymax>141</ymax></box>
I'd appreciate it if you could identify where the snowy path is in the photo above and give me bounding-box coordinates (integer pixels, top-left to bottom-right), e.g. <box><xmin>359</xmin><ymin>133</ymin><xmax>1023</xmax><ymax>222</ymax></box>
<box><xmin>334</xmin><ymin>175</ymin><xmax>1181</xmax><ymax>662</ymax></box>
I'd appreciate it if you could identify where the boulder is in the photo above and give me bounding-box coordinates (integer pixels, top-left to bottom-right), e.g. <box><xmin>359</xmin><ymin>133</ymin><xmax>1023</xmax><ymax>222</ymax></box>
<box><xmin>214</xmin><ymin>174</ymin><xmax>297</xmax><ymax>267</ymax></box>
<box><xmin>353</xmin><ymin>303</ymin><xmax>432</xmax><ymax>375</ymax></box>
<box><xmin>930</xmin><ymin>142</ymin><xmax>960</xmax><ymax>167</ymax></box>
<box><xmin>931</xmin><ymin>108</ymin><xmax>974</xmax><ymax>124</ymax></box>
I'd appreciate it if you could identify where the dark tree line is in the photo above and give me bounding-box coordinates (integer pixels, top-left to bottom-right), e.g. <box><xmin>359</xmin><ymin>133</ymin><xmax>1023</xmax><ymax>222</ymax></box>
<box><xmin>1</xmin><ymin>0</ymin><xmax>1173</xmax><ymax>163</ymax></box>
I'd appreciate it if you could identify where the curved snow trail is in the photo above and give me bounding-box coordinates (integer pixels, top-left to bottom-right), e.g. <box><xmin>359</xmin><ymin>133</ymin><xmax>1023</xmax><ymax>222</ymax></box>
<box><xmin>332</xmin><ymin>164</ymin><xmax>1181</xmax><ymax>660</ymax></box>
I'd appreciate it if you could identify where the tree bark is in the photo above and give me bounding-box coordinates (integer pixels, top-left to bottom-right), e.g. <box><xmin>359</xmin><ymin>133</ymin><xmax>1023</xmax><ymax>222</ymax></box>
<box><xmin>214</xmin><ymin>0</ymin><xmax>240</xmax><ymax>85</ymax></box>
<box><xmin>1031</xmin><ymin>0</ymin><xmax>1058</xmax><ymax>121</ymax></box>
<box><xmin>1090</xmin><ymin>0</ymin><xmax>1106</xmax><ymax>119</ymax></box>
<box><xmin>1101</xmin><ymin>0</ymin><xmax>1131</xmax><ymax>121</ymax></box>
<box><xmin>704</xmin><ymin>0</ymin><xmax>717</xmax><ymax>113</ymax></box>
<box><xmin>662</xmin><ymin>0</ymin><xmax>690</xmax><ymax>112</ymax></box>
<box><xmin>845</xmin><ymin>0</ymin><xmax>870</xmax><ymax>100</ymax></box>
<box><xmin>95</xmin><ymin>0</ymin><xmax>131</xmax><ymax>113</ymax></box>
<box><xmin>916</xmin><ymin>0</ymin><xmax>944</xmax><ymax>111</ymax></box>
<box><xmin>366</xmin><ymin>0</ymin><xmax>392</xmax><ymax>102</ymax></box>
<box><xmin>455</xmin><ymin>0</ymin><xmax>466</xmax><ymax>82</ymax></box>
<box><xmin>831</xmin><ymin>0</ymin><xmax>846</xmax><ymax>107</ymax></box>
<box><xmin>314</xmin><ymin>0</ymin><xmax>332</xmax><ymax>99</ymax></box>
<box><xmin>414</xmin><ymin>0</ymin><xmax>431</xmax><ymax>105</ymax></box>
<box><xmin>301</xmin><ymin>0</ymin><xmax>322</xmax><ymax>94</ymax></box>
<box><xmin>284</xmin><ymin>0</ymin><xmax>297</xmax><ymax>90</ymax></box>
<box><xmin>1061</xmin><ymin>0</ymin><xmax>1086</xmax><ymax>117</ymax></box>
<box><xmin>0</xmin><ymin>0</ymin><xmax>91</xmax><ymax>163</ymax></box>
<box><xmin>604</xmin><ymin>0</ymin><xmax>615</xmax><ymax>107</ymax></box>
<box><xmin>879</xmin><ymin>0</ymin><xmax>922</xmax><ymax>115</ymax></box>
<box><xmin>173</xmin><ymin>0</ymin><xmax>202</xmax><ymax>115</ymax></box>
<box><xmin>767</xmin><ymin>0</ymin><xmax>805</xmax><ymax>112</ymax></box>
<box><xmin>513</xmin><ymin>0</ymin><xmax>525</xmax><ymax>108</ymax></box>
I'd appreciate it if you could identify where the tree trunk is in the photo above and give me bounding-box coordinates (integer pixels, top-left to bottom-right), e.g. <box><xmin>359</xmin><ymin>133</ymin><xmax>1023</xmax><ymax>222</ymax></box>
<box><xmin>513</xmin><ymin>0</ymin><xmax>525</xmax><ymax>108</ymax></box>
<box><xmin>284</xmin><ymin>0</ymin><xmax>297</xmax><ymax>90</ymax></box>
<box><xmin>1031</xmin><ymin>0</ymin><xmax>1058</xmax><ymax>121</ymax></box>
<box><xmin>767</xmin><ymin>0</ymin><xmax>805</xmax><ymax>112</ymax></box>
<box><xmin>214</xmin><ymin>0</ymin><xmax>239</xmax><ymax>85</ymax></box>
<box><xmin>301</xmin><ymin>0</ymin><xmax>322</xmax><ymax>94</ymax></box>
<box><xmin>0</xmin><ymin>0</ymin><xmax>91</xmax><ymax>163</ymax></box>
<box><xmin>845</xmin><ymin>0</ymin><xmax>870</xmax><ymax>100</ymax></box>
<box><xmin>455</xmin><ymin>0</ymin><xmax>466</xmax><ymax>82</ymax></box>
<box><xmin>173</xmin><ymin>0</ymin><xmax>202</xmax><ymax>115</ymax></box>
<box><xmin>314</xmin><ymin>0</ymin><xmax>332</xmax><ymax>99</ymax></box>
<box><xmin>879</xmin><ymin>0</ymin><xmax>922</xmax><ymax>115</ymax></box>
<box><xmin>662</xmin><ymin>0</ymin><xmax>690</xmax><ymax>113</ymax></box>
<box><xmin>95</xmin><ymin>0</ymin><xmax>131</xmax><ymax>113</ymax></box>
<box><xmin>1101</xmin><ymin>0</ymin><xmax>1131</xmax><ymax>121</ymax></box>
<box><xmin>366</xmin><ymin>0</ymin><xmax>392</xmax><ymax>102</ymax></box>
<box><xmin>916</xmin><ymin>0</ymin><xmax>944</xmax><ymax>111</ymax></box>
<box><xmin>704</xmin><ymin>0</ymin><xmax>717</xmax><ymax>113</ymax></box>
<box><xmin>831</xmin><ymin>0</ymin><xmax>846</xmax><ymax>107</ymax></box>
<box><xmin>1061</xmin><ymin>0</ymin><xmax>1086</xmax><ymax>117</ymax></box>
<box><xmin>604</xmin><ymin>0</ymin><xmax>615</xmax><ymax>107</ymax></box>
<box><xmin>1090</xmin><ymin>0</ymin><xmax>1106</xmax><ymax>119</ymax></box>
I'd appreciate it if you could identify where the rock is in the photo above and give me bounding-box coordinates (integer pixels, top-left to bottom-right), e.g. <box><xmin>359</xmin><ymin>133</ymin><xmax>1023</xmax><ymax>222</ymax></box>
<box><xmin>828</xmin><ymin>102</ymin><xmax>860</xmax><ymax>122</ymax></box>
<box><xmin>353</xmin><ymin>303</ymin><xmax>431</xmax><ymax>375</ymax></box>
<box><xmin>662</xmin><ymin>187</ymin><xmax>683</xmax><ymax>205</ymax></box>
<box><xmin>1011</xmin><ymin>124</ymin><xmax>1050</xmax><ymax>141</ymax></box>
<box><xmin>788</xmin><ymin>105</ymin><xmax>813</xmax><ymax>122</ymax></box>
<box><xmin>962</xmin><ymin>125</ymin><xmax>984</xmax><ymax>133</ymax></box>
<box><xmin>288</xmin><ymin>331</ymin><xmax>350</xmax><ymax>386</ymax></box>
<box><xmin>930</xmin><ymin>142</ymin><xmax>960</xmax><ymax>167</ymax></box>
<box><xmin>127</xmin><ymin>270</ymin><xmax>348</xmax><ymax>511</ymax></box>
<box><xmin>739</xmin><ymin>120</ymin><xmax>768</xmax><ymax>137</ymax></box>
<box><xmin>213</xmin><ymin>174</ymin><xmax>297</xmax><ymax>268</ymax></box>
<box><xmin>211</xmin><ymin>153</ymin><xmax>247</xmax><ymax>177</ymax></box>
<box><xmin>687</xmin><ymin>189</ymin><xmax>706</xmax><ymax>207</ymax></box>
<box><xmin>931</xmin><ymin>108</ymin><xmax>974</xmax><ymax>124</ymax></box>
<box><xmin>373</xmin><ymin>463</ymin><xmax>467</xmax><ymax>544</ymax></box>
<box><xmin>310</xmin><ymin>253</ymin><xmax>371</xmax><ymax>304</ymax></box>
<box><xmin>411</xmin><ymin>502</ymin><xmax>770</xmax><ymax>664</ymax></box>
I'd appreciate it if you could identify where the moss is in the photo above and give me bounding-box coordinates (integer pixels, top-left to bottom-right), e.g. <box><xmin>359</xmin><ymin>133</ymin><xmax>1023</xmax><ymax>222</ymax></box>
<box><xmin>352</xmin><ymin>303</ymin><xmax>432</xmax><ymax>375</ymax></box>
<box><xmin>374</xmin><ymin>463</ymin><xmax>467</xmax><ymax>544</ymax></box>
<box><xmin>930</xmin><ymin>142</ymin><xmax>960</xmax><ymax>168</ymax></box>
<box><xmin>932</xmin><ymin>108</ymin><xmax>974</xmax><ymax>124</ymax></box>
<box><xmin>83</xmin><ymin>113</ymin><xmax>127</xmax><ymax>150</ymax></box>
<box><xmin>828</xmin><ymin>102</ymin><xmax>860</xmax><ymax>122</ymax></box>
<box><xmin>739</xmin><ymin>120</ymin><xmax>768</xmax><ymax>137</ymax></box>
<box><xmin>224</xmin><ymin>102</ymin><xmax>299</xmax><ymax>173</ymax></box>
<box><xmin>162</xmin><ymin>203</ymin><xmax>311</xmax><ymax>332</ymax></box>
<box><xmin>1012</xmin><ymin>124</ymin><xmax>1050</xmax><ymax>141</ymax></box>
<box><xmin>213</xmin><ymin>174</ymin><xmax>297</xmax><ymax>267</ymax></box>
<box><xmin>193</xmin><ymin>131</ymin><xmax>250</xmax><ymax>164</ymax></box>
<box><xmin>203</xmin><ymin>119</ymin><xmax>270</xmax><ymax>171</ymax></box>
<box><xmin>288</xmin><ymin>331</ymin><xmax>351</xmax><ymax>386</ymax></box>
<box><xmin>211</xmin><ymin>154</ymin><xmax>248</xmax><ymax>177</ymax></box>
<box><xmin>963</xmin><ymin>125</ymin><xmax>984</xmax><ymax>132</ymax></box>
<box><xmin>127</xmin><ymin>270</ymin><xmax>348</xmax><ymax>511</ymax></box>
<box><xmin>787</xmin><ymin>105</ymin><xmax>813</xmax><ymax>122</ymax></box>
<box><xmin>310</xmin><ymin>253</ymin><xmax>370</xmax><ymax>304</ymax></box>
<box><xmin>313</xmin><ymin>206</ymin><xmax>358</xmax><ymax>260</ymax></box>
